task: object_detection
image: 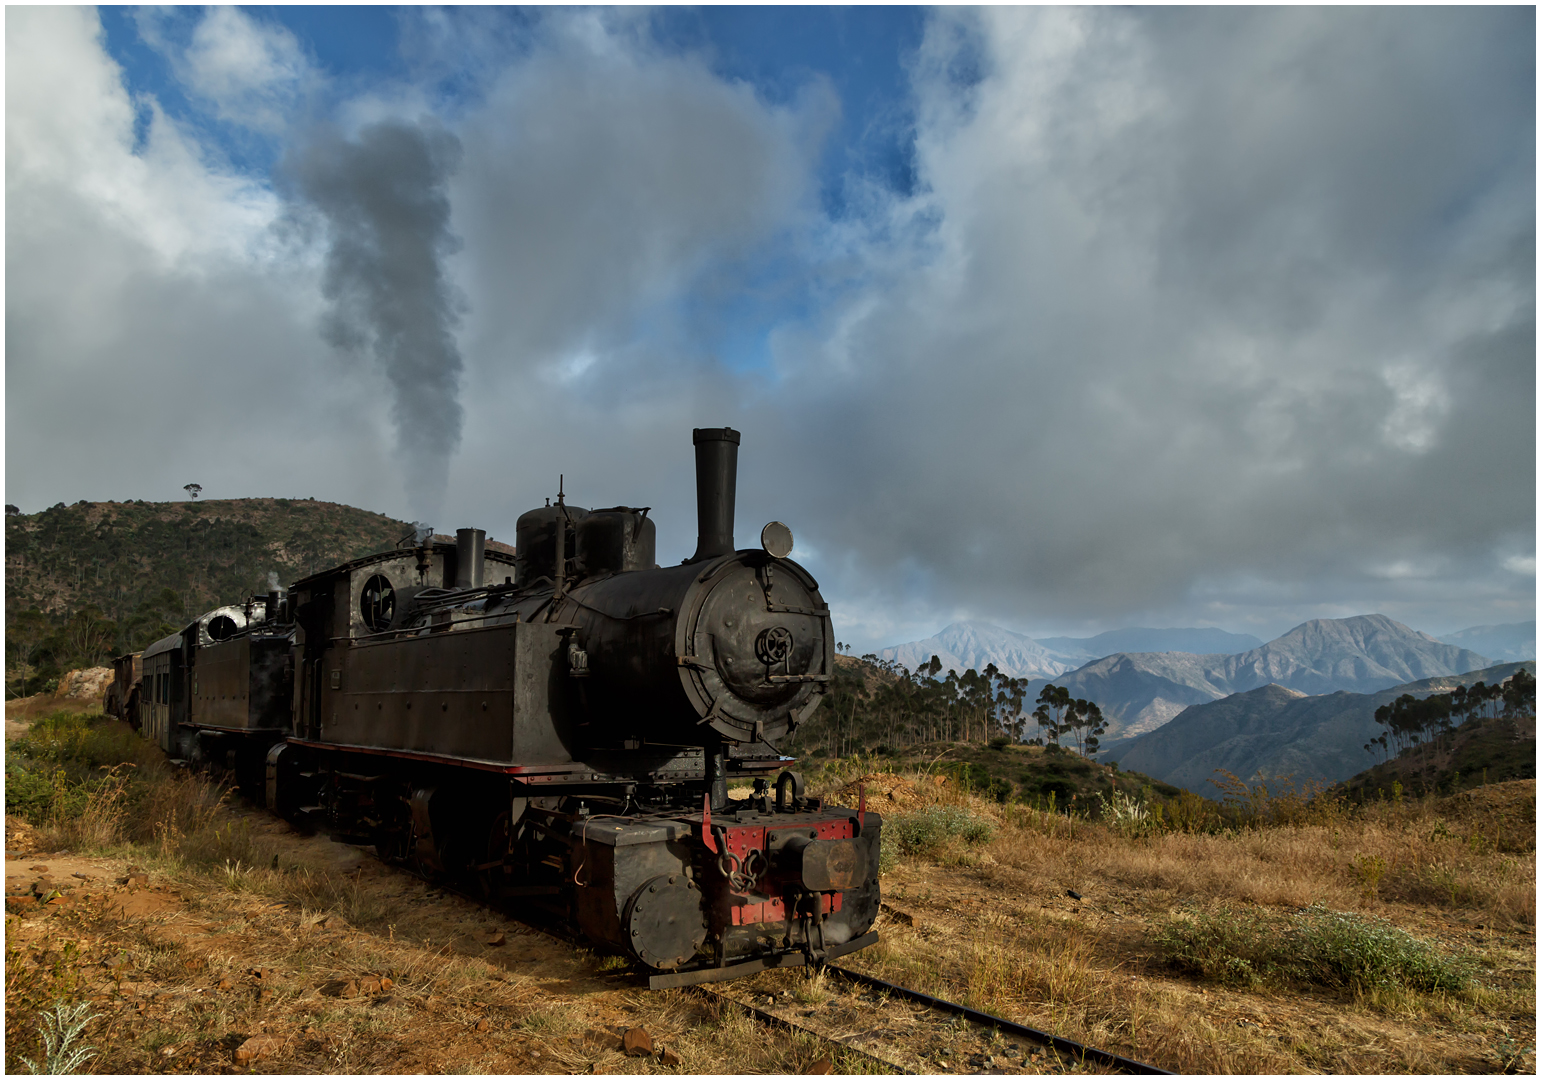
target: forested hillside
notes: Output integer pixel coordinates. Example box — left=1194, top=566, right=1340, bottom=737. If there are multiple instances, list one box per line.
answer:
left=5, top=498, right=414, bottom=695
left=1340, top=668, right=1536, bottom=799
left=1114, top=662, right=1534, bottom=791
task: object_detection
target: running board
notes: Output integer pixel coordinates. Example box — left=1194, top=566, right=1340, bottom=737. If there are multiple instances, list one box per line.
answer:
left=647, top=930, right=879, bottom=990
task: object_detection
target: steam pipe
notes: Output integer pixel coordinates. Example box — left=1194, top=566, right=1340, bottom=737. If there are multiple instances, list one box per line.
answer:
left=687, top=427, right=740, bottom=564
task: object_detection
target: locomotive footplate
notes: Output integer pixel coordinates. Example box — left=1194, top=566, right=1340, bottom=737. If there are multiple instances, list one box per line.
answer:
left=646, top=929, right=879, bottom=990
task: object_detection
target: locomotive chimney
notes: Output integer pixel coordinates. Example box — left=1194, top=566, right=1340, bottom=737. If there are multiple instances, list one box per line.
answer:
left=688, top=427, right=740, bottom=564
left=266, top=589, right=287, bottom=624
left=455, top=528, right=486, bottom=589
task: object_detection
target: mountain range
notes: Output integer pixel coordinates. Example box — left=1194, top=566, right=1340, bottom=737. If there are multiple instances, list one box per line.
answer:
left=878, top=615, right=1512, bottom=741
left=875, top=621, right=1266, bottom=681
left=1035, top=627, right=1265, bottom=661
left=1112, top=661, right=1536, bottom=791
left=1029, top=615, right=1495, bottom=738
left=5, top=498, right=415, bottom=625
left=876, top=622, right=1081, bottom=680
left=1435, top=621, right=1536, bottom=663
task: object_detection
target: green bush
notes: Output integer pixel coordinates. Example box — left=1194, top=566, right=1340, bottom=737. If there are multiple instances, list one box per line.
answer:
left=1097, top=788, right=1152, bottom=836
left=4, top=760, right=58, bottom=817
left=1153, top=903, right=1472, bottom=995
left=14, top=711, right=141, bottom=771
left=880, top=806, right=996, bottom=870
left=1292, top=904, right=1471, bottom=993
left=1152, top=906, right=1275, bottom=986
left=949, top=762, right=1013, bottom=802
left=7, top=712, right=157, bottom=831
left=3, top=762, right=105, bottom=823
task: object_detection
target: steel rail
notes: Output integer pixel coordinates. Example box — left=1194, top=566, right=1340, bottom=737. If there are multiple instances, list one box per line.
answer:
left=689, top=984, right=911, bottom=1075
left=366, top=861, right=1166, bottom=1074
left=421, top=880, right=907, bottom=1072
left=824, top=964, right=1174, bottom=1075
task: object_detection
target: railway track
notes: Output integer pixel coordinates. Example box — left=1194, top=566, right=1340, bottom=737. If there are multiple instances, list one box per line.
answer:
left=424, top=863, right=1171, bottom=1074
left=822, top=963, right=1172, bottom=1075
left=692, top=956, right=1170, bottom=1074
left=690, top=983, right=912, bottom=1073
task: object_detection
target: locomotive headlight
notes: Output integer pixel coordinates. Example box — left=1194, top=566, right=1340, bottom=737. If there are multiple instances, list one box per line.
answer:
left=760, top=521, right=793, bottom=559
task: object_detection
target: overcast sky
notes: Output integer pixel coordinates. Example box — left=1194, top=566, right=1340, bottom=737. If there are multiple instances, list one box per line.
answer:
left=6, top=6, right=1535, bottom=650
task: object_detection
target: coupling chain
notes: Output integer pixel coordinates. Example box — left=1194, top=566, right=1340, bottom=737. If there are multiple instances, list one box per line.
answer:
left=713, top=828, right=767, bottom=893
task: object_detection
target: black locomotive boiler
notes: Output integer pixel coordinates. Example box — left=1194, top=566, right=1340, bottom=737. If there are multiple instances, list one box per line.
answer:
left=157, top=427, right=881, bottom=986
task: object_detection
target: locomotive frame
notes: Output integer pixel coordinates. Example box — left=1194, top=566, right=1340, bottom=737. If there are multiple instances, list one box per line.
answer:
left=107, top=427, right=881, bottom=987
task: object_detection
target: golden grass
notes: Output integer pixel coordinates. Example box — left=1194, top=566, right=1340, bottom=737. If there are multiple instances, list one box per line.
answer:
left=9, top=716, right=1533, bottom=1074
left=6, top=736, right=888, bottom=1074
left=815, top=761, right=1535, bottom=928
left=817, top=764, right=1535, bottom=1073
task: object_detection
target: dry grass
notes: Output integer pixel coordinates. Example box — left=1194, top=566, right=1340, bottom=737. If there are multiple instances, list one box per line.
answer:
left=5, top=713, right=887, bottom=1074
left=815, top=762, right=1536, bottom=928
left=817, top=764, right=1536, bottom=1074
left=8, top=712, right=1533, bottom=1074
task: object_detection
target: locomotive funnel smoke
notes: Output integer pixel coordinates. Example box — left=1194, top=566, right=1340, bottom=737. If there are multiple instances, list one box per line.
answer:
left=288, top=118, right=465, bottom=519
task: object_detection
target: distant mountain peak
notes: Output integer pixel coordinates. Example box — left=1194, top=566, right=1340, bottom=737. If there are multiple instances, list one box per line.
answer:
left=1435, top=621, right=1536, bottom=663
left=876, top=620, right=1076, bottom=681
left=1023, top=613, right=1495, bottom=742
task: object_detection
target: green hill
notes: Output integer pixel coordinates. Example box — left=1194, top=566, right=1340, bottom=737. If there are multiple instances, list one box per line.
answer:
left=1338, top=705, right=1536, bottom=802
left=5, top=497, right=414, bottom=695
left=792, top=654, right=1187, bottom=812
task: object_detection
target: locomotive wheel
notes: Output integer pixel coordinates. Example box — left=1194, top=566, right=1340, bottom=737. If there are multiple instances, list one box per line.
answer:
left=374, top=790, right=414, bottom=864
left=478, top=811, right=512, bottom=900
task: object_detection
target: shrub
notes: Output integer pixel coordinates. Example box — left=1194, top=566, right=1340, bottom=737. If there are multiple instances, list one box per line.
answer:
left=1292, top=904, right=1472, bottom=994
left=13, top=711, right=142, bottom=773
left=881, top=806, right=996, bottom=869
left=1154, top=789, right=1224, bottom=833
left=1153, top=903, right=1472, bottom=995
left=4, top=761, right=56, bottom=818
left=949, top=762, right=1012, bottom=802
left=1152, top=907, right=1275, bottom=987
left=1096, top=788, right=1151, bottom=837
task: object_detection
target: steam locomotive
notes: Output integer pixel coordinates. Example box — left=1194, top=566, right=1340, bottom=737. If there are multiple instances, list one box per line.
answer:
left=108, top=428, right=880, bottom=987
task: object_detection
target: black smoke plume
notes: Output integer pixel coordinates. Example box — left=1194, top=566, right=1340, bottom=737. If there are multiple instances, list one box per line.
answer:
left=288, top=118, right=465, bottom=517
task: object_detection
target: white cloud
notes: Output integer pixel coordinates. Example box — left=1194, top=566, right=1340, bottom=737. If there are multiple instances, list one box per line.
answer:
left=139, top=6, right=314, bottom=132
left=5, top=7, right=393, bottom=510
left=450, top=16, right=824, bottom=380
left=7, top=8, right=277, bottom=270
left=769, top=6, right=1534, bottom=635
left=1379, top=363, right=1450, bottom=453
left=4, top=6, right=1531, bottom=649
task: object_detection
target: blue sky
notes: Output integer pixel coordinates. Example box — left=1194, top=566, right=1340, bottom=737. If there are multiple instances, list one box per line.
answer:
left=98, top=7, right=928, bottom=216
left=7, top=7, right=1535, bottom=651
